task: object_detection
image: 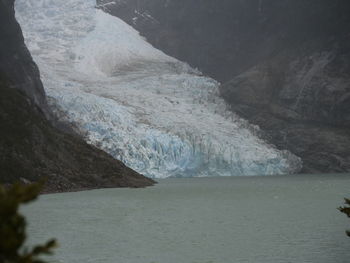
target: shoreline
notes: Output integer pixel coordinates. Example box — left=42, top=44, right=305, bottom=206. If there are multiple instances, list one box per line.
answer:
left=39, top=172, right=350, bottom=194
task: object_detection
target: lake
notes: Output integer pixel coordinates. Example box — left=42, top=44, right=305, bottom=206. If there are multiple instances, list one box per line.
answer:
left=23, top=175, right=350, bottom=263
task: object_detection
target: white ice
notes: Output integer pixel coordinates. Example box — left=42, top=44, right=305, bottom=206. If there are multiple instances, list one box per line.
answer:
left=15, top=0, right=302, bottom=178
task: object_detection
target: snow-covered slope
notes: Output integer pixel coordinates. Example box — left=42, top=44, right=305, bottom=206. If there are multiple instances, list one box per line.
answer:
left=15, top=0, right=302, bottom=178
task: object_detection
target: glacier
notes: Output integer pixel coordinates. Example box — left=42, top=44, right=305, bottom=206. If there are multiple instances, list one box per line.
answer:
left=15, top=0, right=302, bottom=178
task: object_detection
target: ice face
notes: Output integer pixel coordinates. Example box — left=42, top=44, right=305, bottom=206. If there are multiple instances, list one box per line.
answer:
left=15, top=0, right=302, bottom=178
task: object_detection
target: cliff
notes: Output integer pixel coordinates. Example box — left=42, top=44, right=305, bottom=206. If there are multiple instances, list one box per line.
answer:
left=0, top=0, right=47, bottom=112
left=220, top=41, right=350, bottom=173
left=0, top=0, right=155, bottom=191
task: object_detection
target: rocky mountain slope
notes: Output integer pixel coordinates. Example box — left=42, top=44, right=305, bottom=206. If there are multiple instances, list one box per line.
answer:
left=220, top=43, right=350, bottom=173
left=100, top=0, right=350, bottom=173
left=0, top=0, right=47, bottom=113
left=0, top=0, right=155, bottom=191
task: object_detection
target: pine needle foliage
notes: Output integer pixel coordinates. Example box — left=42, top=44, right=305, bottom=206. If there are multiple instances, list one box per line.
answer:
left=0, top=182, right=57, bottom=263
left=339, top=198, right=350, bottom=237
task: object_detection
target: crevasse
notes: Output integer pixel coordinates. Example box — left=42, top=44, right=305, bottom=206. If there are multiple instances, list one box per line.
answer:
left=15, top=0, right=302, bottom=178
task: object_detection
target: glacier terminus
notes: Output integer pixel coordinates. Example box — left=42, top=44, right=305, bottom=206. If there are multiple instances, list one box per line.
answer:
left=15, top=0, right=302, bottom=178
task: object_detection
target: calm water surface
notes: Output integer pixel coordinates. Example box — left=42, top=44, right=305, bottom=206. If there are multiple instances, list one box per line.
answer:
left=23, top=175, right=350, bottom=263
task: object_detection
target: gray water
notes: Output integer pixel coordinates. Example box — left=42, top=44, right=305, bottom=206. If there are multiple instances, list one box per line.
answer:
left=23, top=175, right=350, bottom=263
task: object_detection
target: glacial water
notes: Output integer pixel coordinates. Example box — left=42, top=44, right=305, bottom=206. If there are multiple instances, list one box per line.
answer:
left=15, top=0, right=301, bottom=178
left=23, top=175, right=350, bottom=263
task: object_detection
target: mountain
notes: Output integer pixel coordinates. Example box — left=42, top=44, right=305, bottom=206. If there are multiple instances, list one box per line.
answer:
left=99, top=0, right=350, bottom=173
left=0, top=0, right=47, bottom=112
left=14, top=0, right=301, bottom=178
left=0, top=0, right=155, bottom=192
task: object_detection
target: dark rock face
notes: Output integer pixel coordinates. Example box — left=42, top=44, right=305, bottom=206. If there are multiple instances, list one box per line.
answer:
left=0, top=84, right=155, bottom=192
left=221, top=41, right=350, bottom=126
left=0, top=0, right=155, bottom=191
left=221, top=45, right=350, bottom=173
left=0, top=0, right=48, bottom=112
left=101, top=0, right=350, bottom=173
left=98, top=0, right=350, bottom=82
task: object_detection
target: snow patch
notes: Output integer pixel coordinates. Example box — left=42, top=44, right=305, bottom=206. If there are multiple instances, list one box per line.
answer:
left=73, top=10, right=173, bottom=77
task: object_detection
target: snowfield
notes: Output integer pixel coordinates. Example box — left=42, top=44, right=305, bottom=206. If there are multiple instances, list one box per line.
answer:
left=15, top=0, right=302, bottom=178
